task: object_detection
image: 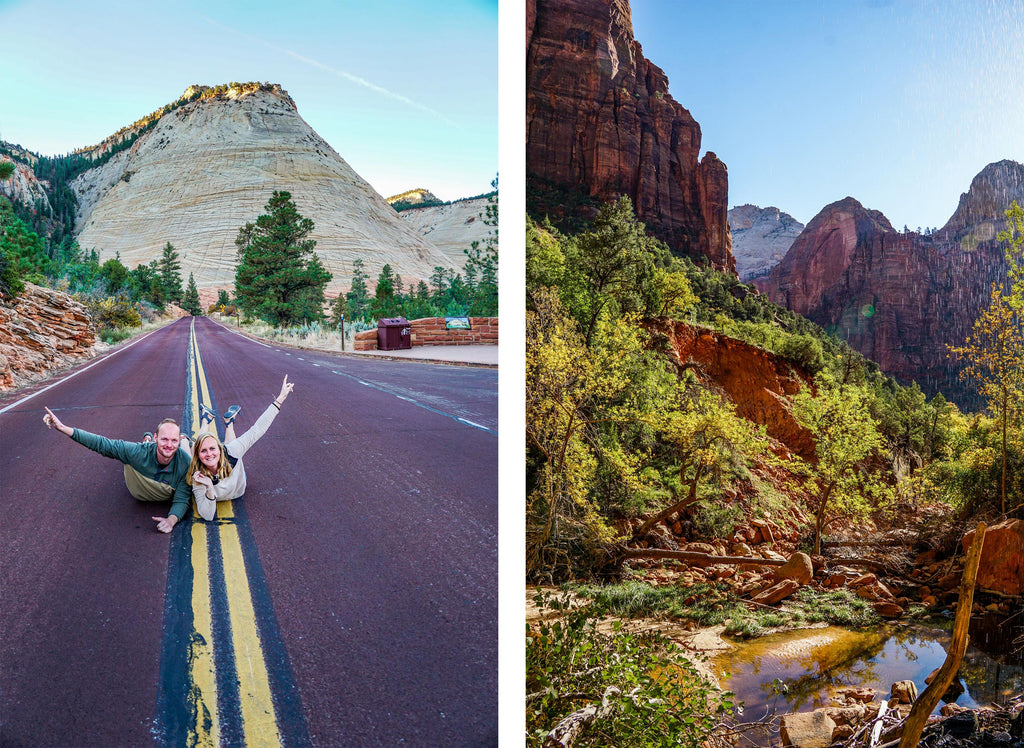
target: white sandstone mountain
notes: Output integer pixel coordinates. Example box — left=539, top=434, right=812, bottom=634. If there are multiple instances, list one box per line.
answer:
left=728, top=204, right=804, bottom=281
left=70, top=84, right=457, bottom=293
left=396, top=196, right=493, bottom=270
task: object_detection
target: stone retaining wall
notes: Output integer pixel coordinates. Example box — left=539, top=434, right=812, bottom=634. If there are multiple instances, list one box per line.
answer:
left=354, top=317, right=498, bottom=351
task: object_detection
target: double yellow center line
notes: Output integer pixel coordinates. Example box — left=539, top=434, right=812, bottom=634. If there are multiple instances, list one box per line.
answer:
left=183, top=319, right=281, bottom=747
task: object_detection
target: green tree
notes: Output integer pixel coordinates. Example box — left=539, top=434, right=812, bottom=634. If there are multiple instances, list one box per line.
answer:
left=791, top=375, right=890, bottom=555
left=234, top=190, right=331, bottom=326
left=0, top=160, right=14, bottom=180
left=100, top=255, right=130, bottom=294
left=217, top=289, right=231, bottom=307
left=345, top=259, right=371, bottom=321
left=158, top=242, right=184, bottom=304
left=464, top=175, right=498, bottom=315
left=527, top=590, right=733, bottom=747
left=182, top=272, right=202, bottom=316
left=948, top=283, right=1024, bottom=514
left=330, top=292, right=348, bottom=327
left=371, top=263, right=398, bottom=319
left=560, top=197, right=664, bottom=345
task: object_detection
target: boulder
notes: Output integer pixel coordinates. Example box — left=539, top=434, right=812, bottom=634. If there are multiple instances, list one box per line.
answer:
left=962, top=519, right=1024, bottom=595
left=685, top=542, right=718, bottom=556
left=890, top=680, right=918, bottom=704
left=779, top=710, right=836, bottom=748
left=773, top=552, right=814, bottom=586
left=751, top=579, right=800, bottom=605
left=873, top=601, right=904, bottom=619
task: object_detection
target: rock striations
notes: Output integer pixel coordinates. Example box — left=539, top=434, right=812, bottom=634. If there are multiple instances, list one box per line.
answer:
left=526, top=0, right=734, bottom=273
left=729, top=204, right=803, bottom=281
left=0, top=283, right=96, bottom=391
left=0, top=154, right=52, bottom=214
left=759, top=161, right=1024, bottom=407
left=70, top=84, right=456, bottom=294
left=397, top=197, right=494, bottom=271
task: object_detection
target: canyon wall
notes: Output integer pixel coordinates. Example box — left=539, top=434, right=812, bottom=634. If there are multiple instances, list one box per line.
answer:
left=526, top=0, right=734, bottom=273
left=760, top=161, right=1024, bottom=406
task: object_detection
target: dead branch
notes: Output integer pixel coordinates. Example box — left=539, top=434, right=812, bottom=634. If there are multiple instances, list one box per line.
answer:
left=868, top=700, right=889, bottom=747
left=897, top=522, right=987, bottom=748
left=619, top=548, right=787, bottom=568
left=544, top=686, right=620, bottom=748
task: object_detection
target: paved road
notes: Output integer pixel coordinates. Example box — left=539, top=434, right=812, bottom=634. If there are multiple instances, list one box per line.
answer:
left=0, top=316, right=497, bottom=747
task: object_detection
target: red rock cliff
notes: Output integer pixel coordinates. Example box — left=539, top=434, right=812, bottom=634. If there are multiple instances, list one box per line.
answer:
left=647, top=318, right=815, bottom=459
left=759, top=161, right=1024, bottom=407
left=526, top=0, right=734, bottom=274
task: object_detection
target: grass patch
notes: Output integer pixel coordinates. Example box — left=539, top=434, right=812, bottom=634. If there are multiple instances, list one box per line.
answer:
left=98, top=327, right=132, bottom=344
left=565, top=580, right=881, bottom=639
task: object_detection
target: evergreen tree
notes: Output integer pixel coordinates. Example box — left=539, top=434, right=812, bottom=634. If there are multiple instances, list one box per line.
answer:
left=330, top=292, right=348, bottom=326
left=345, top=258, right=371, bottom=321
left=217, top=289, right=231, bottom=307
left=0, top=161, right=14, bottom=180
left=463, top=175, right=498, bottom=315
left=158, top=242, right=184, bottom=304
left=234, top=190, right=331, bottom=326
left=100, top=255, right=129, bottom=294
left=371, top=263, right=399, bottom=318
left=182, top=272, right=202, bottom=316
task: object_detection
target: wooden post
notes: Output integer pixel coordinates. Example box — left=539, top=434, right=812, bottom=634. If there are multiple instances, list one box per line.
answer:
left=897, top=521, right=986, bottom=748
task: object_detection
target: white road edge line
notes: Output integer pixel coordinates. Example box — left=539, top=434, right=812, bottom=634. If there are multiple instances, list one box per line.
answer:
left=0, top=325, right=165, bottom=414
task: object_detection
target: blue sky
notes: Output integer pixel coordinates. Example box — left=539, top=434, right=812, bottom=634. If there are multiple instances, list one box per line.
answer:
left=0, top=0, right=497, bottom=202
left=630, top=0, right=1024, bottom=231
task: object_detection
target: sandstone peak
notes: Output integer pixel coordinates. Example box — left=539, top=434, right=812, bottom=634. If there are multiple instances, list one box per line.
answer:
left=761, top=161, right=1024, bottom=407
left=388, top=188, right=442, bottom=207
left=940, top=159, right=1024, bottom=237
left=70, top=85, right=456, bottom=293
left=729, top=204, right=804, bottom=281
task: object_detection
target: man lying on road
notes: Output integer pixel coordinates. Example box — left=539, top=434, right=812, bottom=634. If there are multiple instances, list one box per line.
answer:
left=43, top=407, right=191, bottom=533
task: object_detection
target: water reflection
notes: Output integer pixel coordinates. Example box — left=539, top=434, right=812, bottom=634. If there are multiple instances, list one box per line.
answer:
left=714, top=614, right=1024, bottom=724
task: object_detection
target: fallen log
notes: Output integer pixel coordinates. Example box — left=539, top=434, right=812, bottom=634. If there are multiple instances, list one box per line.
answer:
left=897, top=522, right=986, bottom=748
left=544, top=686, right=620, bottom=748
left=827, top=557, right=890, bottom=575
left=619, top=548, right=787, bottom=567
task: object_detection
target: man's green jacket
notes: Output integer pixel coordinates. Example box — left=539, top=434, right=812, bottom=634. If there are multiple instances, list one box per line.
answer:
left=71, top=429, right=192, bottom=520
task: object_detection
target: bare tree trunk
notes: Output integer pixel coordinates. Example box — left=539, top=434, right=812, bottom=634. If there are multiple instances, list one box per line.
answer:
left=898, top=522, right=986, bottom=748
left=544, top=686, right=620, bottom=748
left=619, top=548, right=787, bottom=568
left=631, top=464, right=701, bottom=541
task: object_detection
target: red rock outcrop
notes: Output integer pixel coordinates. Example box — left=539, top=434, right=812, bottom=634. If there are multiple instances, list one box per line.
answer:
left=0, top=284, right=96, bottom=390
left=962, top=519, right=1024, bottom=596
left=648, top=318, right=814, bottom=458
left=526, top=0, right=734, bottom=274
left=758, top=161, right=1024, bottom=407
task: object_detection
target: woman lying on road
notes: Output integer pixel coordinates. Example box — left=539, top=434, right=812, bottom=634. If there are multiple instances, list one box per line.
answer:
left=187, top=375, right=294, bottom=521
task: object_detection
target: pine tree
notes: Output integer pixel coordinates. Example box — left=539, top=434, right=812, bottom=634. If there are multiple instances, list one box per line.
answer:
left=182, top=272, right=202, bottom=316
left=158, top=242, right=184, bottom=304
left=330, top=292, right=348, bottom=326
left=233, top=191, right=331, bottom=326
left=345, top=258, right=370, bottom=321
left=371, top=264, right=398, bottom=318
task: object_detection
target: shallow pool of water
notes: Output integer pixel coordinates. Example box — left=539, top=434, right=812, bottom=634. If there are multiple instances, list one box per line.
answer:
left=711, top=614, right=1024, bottom=722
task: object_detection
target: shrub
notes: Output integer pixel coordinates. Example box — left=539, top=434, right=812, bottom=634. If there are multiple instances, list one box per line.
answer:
left=79, top=294, right=142, bottom=331
left=98, top=327, right=132, bottom=344
left=526, top=589, right=734, bottom=747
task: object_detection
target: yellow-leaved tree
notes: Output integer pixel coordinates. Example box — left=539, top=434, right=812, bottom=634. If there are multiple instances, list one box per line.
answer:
left=526, top=289, right=658, bottom=579
left=791, top=374, right=892, bottom=555
left=948, top=283, right=1024, bottom=515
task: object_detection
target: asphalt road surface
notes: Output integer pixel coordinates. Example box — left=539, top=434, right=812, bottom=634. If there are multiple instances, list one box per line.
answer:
left=0, top=316, right=498, bottom=747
